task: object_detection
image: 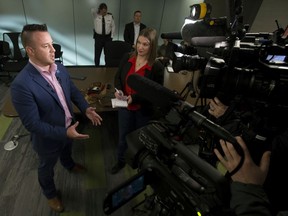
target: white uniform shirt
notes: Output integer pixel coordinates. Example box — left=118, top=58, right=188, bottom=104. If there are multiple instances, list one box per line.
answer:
left=91, top=8, right=115, bottom=37
left=133, top=23, right=140, bottom=45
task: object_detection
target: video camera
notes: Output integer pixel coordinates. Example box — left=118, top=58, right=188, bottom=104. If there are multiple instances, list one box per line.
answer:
left=103, top=90, right=236, bottom=215
left=103, top=73, right=245, bottom=215
left=164, top=1, right=288, bottom=107
left=103, top=0, right=288, bottom=215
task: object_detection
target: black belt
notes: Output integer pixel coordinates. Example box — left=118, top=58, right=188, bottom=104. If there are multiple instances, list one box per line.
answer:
left=94, top=32, right=111, bottom=38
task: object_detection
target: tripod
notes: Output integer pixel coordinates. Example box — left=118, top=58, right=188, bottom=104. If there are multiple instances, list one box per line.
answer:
left=178, top=69, right=202, bottom=105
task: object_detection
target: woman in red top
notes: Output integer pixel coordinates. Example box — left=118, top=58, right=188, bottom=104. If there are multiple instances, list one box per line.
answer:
left=112, top=27, right=164, bottom=174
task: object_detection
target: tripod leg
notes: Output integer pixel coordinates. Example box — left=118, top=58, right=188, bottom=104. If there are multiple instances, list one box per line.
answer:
left=180, top=82, right=195, bottom=101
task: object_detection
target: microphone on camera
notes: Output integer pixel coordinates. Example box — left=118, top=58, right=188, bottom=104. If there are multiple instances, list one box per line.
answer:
left=161, top=32, right=183, bottom=40
left=127, top=73, right=181, bottom=109
left=191, top=36, right=226, bottom=47
left=181, top=20, right=226, bottom=46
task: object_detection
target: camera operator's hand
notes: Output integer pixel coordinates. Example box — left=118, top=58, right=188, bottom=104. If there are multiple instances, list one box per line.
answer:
left=66, top=121, right=90, bottom=139
left=214, top=136, right=271, bottom=185
left=208, top=97, right=228, bottom=118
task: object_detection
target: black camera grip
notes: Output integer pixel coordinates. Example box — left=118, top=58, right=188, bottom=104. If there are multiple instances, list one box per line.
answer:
left=189, top=110, right=245, bottom=175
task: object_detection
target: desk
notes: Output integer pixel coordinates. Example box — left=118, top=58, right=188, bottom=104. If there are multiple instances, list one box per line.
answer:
left=2, top=67, right=195, bottom=117
left=164, top=70, right=196, bottom=105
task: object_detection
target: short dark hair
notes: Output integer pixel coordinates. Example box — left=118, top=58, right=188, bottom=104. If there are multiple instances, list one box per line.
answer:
left=98, top=3, right=107, bottom=12
left=134, top=10, right=141, bottom=16
left=22, top=24, right=48, bottom=32
left=21, top=24, right=48, bottom=47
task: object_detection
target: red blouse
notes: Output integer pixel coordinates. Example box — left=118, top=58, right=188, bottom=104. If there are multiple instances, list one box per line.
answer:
left=125, top=56, right=152, bottom=110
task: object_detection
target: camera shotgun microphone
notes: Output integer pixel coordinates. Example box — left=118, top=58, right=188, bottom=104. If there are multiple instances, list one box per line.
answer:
left=161, top=32, right=183, bottom=40
left=191, top=36, right=226, bottom=47
left=127, top=73, right=181, bottom=109
left=127, top=74, right=244, bottom=174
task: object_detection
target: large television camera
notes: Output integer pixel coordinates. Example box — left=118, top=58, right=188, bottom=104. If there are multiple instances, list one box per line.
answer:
left=166, top=1, right=288, bottom=107
left=190, top=32, right=288, bottom=105
left=103, top=0, right=288, bottom=215
left=163, top=0, right=288, bottom=163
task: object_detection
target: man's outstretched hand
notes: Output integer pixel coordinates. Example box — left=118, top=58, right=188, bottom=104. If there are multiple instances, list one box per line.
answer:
left=67, top=121, right=89, bottom=139
left=85, top=107, right=103, bottom=126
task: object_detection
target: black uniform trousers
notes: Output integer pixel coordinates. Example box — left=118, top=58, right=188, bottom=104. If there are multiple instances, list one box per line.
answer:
left=93, top=31, right=112, bottom=66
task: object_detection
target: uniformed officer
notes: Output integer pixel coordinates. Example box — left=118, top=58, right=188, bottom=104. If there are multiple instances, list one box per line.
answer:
left=91, top=3, right=115, bottom=66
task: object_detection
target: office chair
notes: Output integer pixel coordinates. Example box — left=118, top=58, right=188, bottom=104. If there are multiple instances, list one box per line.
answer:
left=104, top=40, right=132, bottom=67
left=2, top=32, right=28, bottom=84
left=53, top=43, right=63, bottom=63
left=3, top=32, right=25, bottom=61
left=0, top=40, right=11, bottom=57
left=0, top=40, right=12, bottom=79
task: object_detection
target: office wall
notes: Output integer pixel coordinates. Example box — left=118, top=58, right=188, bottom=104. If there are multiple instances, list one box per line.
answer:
left=0, top=0, right=287, bottom=66
left=0, top=0, right=203, bottom=65
left=250, top=0, right=288, bottom=33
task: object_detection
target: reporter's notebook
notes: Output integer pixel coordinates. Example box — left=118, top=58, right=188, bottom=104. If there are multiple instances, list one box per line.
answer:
left=111, top=98, right=128, bottom=108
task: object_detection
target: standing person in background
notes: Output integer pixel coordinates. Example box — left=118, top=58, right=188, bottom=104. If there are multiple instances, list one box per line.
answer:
left=124, top=10, right=146, bottom=50
left=112, top=27, right=164, bottom=174
left=91, top=3, right=115, bottom=66
left=10, top=24, right=103, bottom=213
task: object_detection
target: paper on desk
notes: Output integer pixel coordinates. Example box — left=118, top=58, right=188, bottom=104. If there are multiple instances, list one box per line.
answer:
left=111, top=98, right=128, bottom=108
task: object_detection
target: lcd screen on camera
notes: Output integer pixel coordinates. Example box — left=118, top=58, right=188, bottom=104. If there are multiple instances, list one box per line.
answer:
left=266, top=55, right=287, bottom=65
left=111, top=174, right=145, bottom=208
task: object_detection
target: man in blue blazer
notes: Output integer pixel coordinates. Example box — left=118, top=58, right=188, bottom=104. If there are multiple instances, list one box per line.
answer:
left=124, top=10, right=146, bottom=50
left=10, top=24, right=103, bottom=213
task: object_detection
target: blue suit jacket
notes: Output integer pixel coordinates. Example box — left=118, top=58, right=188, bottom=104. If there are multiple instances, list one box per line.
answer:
left=10, top=62, right=89, bottom=155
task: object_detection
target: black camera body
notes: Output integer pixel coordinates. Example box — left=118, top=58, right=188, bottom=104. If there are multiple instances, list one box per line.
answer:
left=197, top=33, right=288, bottom=103
left=103, top=117, right=232, bottom=216
left=125, top=121, right=231, bottom=216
